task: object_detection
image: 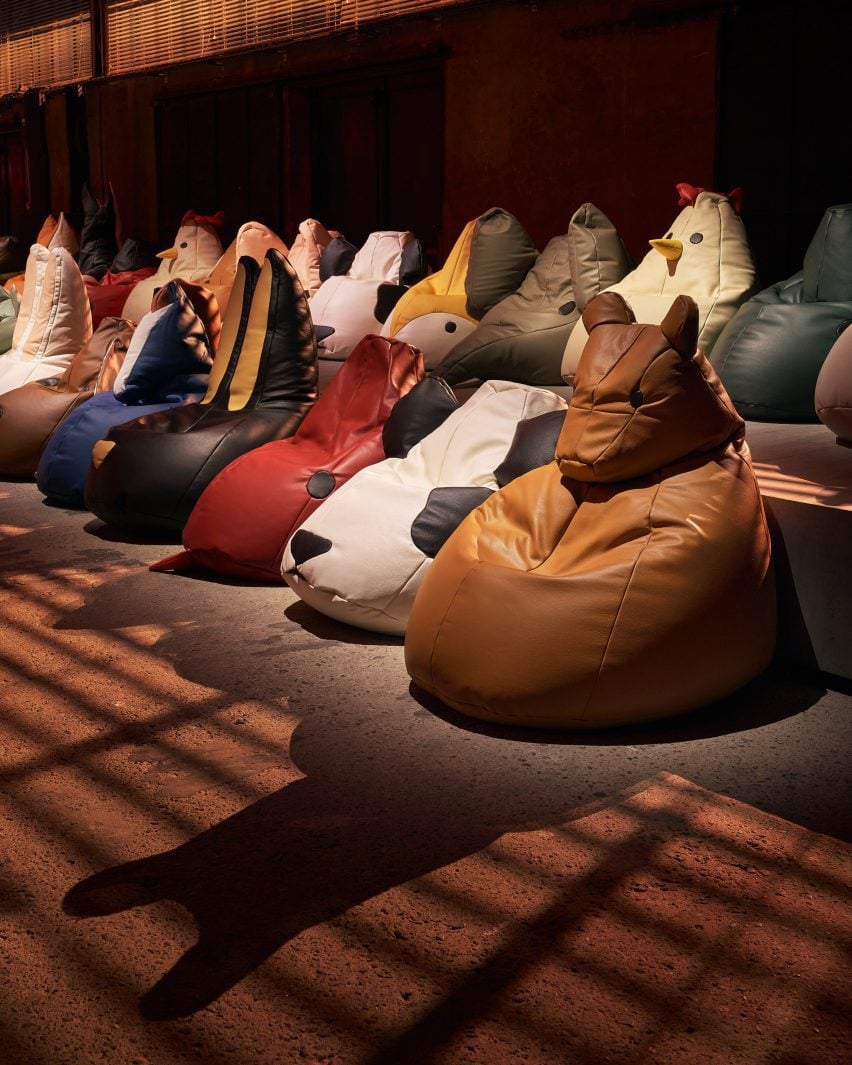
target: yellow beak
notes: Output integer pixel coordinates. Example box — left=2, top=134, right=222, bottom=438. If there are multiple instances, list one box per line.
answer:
left=649, top=238, right=683, bottom=262
left=156, top=247, right=178, bottom=260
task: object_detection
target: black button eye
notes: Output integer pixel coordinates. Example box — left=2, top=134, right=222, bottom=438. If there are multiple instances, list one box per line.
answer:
left=666, top=232, right=673, bottom=239
left=180, top=241, right=188, bottom=249
left=444, top=321, right=457, bottom=333
left=689, top=233, right=704, bottom=244
left=558, top=301, right=576, bottom=316
left=630, top=389, right=644, bottom=408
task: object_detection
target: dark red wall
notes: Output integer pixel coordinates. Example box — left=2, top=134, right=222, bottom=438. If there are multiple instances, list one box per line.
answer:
left=1, top=0, right=849, bottom=282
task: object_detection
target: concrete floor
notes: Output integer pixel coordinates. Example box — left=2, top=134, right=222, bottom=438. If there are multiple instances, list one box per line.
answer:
left=0, top=478, right=850, bottom=1063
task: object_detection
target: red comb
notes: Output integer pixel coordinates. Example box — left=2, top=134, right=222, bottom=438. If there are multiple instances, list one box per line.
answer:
left=180, top=209, right=225, bottom=228
left=676, top=183, right=745, bottom=214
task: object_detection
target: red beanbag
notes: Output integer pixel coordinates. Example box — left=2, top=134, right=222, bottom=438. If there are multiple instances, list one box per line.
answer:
left=154, top=333, right=424, bottom=580
left=86, top=268, right=156, bottom=329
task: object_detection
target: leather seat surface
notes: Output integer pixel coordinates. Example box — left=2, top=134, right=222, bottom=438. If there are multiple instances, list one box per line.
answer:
left=161, top=333, right=425, bottom=580
left=85, top=249, right=318, bottom=533
left=282, top=379, right=566, bottom=635
left=405, top=292, right=776, bottom=728
left=710, top=203, right=852, bottom=421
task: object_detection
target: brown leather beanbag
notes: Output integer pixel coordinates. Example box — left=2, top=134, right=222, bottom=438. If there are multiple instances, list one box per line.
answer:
left=405, top=292, right=776, bottom=728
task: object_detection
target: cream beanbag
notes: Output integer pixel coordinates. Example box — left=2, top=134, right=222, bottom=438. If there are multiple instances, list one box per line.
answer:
left=309, top=231, right=424, bottom=360
left=282, top=380, right=566, bottom=635
left=561, top=185, right=757, bottom=379
left=0, top=246, right=92, bottom=395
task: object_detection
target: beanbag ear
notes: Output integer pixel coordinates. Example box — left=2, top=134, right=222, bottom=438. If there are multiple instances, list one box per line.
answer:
left=79, top=184, right=119, bottom=280
left=288, top=218, right=334, bottom=296
left=400, top=239, right=429, bottom=287
left=660, top=294, right=699, bottom=357
left=802, top=204, right=852, bottom=301
left=113, top=282, right=211, bottom=402
left=464, top=208, right=539, bottom=319
left=0, top=245, right=92, bottom=394
left=381, top=376, right=459, bottom=458
left=566, top=203, right=633, bottom=310
left=582, top=291, right=635, bottom=332
left=320, top=237, right=358, bottom=282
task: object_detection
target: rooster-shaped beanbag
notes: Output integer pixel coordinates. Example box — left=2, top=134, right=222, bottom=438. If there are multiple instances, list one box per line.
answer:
left=435, top=203, right=631, bottom=387
left=561, top=184, right=757, bottom=379
left=710, top=204, right=852, bottom=421
left=282, top=379, right=567, bottom=635
left=36, top=282, right=212, bottom=508
left=382, top=208, right=539, bottom=371
left=406, top=292, right=775, bottom=728
left=0, top=246, right=92, bottom=396
left=0, top=317, right=134, bottom=477
left=121, top=211, right=225, bottom=324
left=308, top=231, right=428, bottom=364
left=84, top=249, right=318, bottom=534
left=153, top=334, right=425, bottom=580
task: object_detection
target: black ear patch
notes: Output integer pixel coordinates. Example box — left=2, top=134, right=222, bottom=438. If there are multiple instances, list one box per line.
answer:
left=288, top=530, right=333, bottom=569
left=319, top=237, right=357, bottom=282
left=307, top=470, right=336, bottom=499
left=400, top=239, right=428, bottom=287
left=382, top=376, right=458, bottom=459
left=494, top=409, right=565, bottom=488
left=411, top=486, right=494, bottom=558
left=374, top=283, right=407, bottom=324
left=313, top=324, right=335, bottom=343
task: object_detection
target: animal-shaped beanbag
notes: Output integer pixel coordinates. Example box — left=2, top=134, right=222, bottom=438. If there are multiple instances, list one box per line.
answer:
left=383, top=208, right=539, bottom=370
left=203, top=220, right=288, bottom=319
left=153, top=334, right=425, bottom=580
left=78, top=184, right=119, bottom=280
left=0, top=246, right=92, bottom=396
left=121, top=211, right=225, bottom=324
left=288, top=218, right=335, bottom=297
left=406, top=292, right=776, bottom=728
left=815, top=322, right=852, bottom=445
left=561, top=184, right=757, bottom=379
left=710, top=204, right=852, bottom=421
left=3, top=214, right=81, bottom=296
left=435, top=203, right=631, bottom=386
left=282, top=379, right=567, bottom=635
left=0, top=317, right=134, bottom=477
left=36, top=282, right=212, bottom=508
left=0, top=287, right=17, bottom=354
left=309, top=231, right=427, bottom=362
left=85, top=249, right=318, bottom=534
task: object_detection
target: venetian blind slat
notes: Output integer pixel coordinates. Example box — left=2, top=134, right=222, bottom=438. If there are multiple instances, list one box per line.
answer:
left=0, top=1, right=92, bottom=96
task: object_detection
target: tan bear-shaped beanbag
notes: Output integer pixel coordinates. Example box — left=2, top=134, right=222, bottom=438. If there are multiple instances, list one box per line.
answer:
left=561, top=184, right=757, bottom=379
left=406, top=291, right=775, bottom=728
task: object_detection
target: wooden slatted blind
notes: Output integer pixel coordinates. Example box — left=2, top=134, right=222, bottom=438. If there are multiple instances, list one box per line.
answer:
left=106, top=0, right=472, bottom=75
left=0, top=1, right=92, bottom=96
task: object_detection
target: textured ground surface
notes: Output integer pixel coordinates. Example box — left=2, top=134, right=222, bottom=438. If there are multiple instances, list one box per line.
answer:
left=0, top=479, right=850, bottom=1064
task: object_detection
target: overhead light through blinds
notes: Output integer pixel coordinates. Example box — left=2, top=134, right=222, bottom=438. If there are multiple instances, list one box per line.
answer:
left=0, top=2, right=92, bottom=97
left=106, top=0, right=471, bottom=76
